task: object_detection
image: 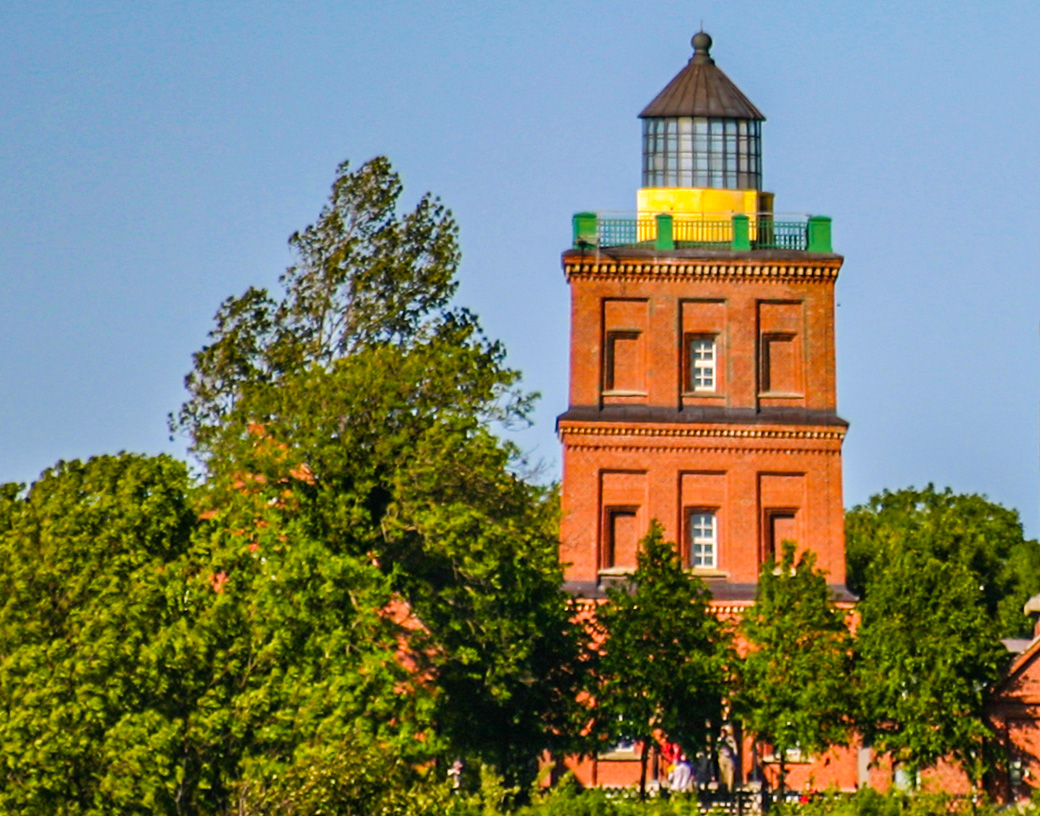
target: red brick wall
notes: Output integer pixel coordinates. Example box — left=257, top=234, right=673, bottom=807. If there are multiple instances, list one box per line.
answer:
left=560, top=427, right=845, bottom=584
left=564, top=256, right=841, bottom=413
left=557, top=249, right=854, bottom=792
left=559, top=251, right=846, bottom=589
left=986, top=643, right=1040, bottom=800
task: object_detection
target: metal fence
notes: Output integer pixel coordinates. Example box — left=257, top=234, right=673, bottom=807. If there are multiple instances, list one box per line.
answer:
left=573, top=212, right=823, bottom=252
left=596, top=218, right=641, bottom=247
left=758, top=220, right=809, bottom=251
left=673, top=218, right=734, bottom=248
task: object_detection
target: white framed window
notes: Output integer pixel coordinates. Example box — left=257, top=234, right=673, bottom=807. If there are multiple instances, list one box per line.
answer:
left=689, top=511, right=717, bottom=569
left=689, top=337, right=716, bottom=392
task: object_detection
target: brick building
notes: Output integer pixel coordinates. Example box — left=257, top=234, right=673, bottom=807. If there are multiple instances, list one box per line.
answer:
left=559, top=32, right=850, bottom=612
left=556, top=30, right=855, bottom=790
left=553, top=31, right=1040, bottom=799
left=559, top=32, right=849, bottom=605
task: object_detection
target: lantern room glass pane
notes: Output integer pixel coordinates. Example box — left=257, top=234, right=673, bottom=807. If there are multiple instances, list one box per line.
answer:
left=641, top=116, right=762, bottom=190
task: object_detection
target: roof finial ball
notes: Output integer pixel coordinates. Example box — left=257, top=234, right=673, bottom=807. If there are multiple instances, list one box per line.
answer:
left=691, top=30, right=714, bottom=65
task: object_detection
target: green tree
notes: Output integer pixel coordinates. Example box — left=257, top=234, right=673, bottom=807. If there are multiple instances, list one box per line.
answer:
left=234, top=738, right=466, bottom=816
left=0, top=453, right=426, bottom=816
left=0, top=454, right=197, bottom=814
left=0, top=160, right=576, bottom=812
left=846, top=485, right=1040, bottom=637
left=179, top=437, right=436, bottom=813
left=594, top=522, right=729, bottom=798
left=854, top=548, right=1008, bottom=785
left=173, top=157, right=582, bottom=791
left=172, top=155, right=485, bottom=456
left=738, top=541, right=854, bottom=793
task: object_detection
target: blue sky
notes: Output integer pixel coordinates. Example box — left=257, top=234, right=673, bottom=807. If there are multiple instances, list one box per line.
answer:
left=3, top=1, right=1039, bottom=537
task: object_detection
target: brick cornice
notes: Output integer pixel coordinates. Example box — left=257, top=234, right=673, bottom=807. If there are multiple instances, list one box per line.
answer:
left=563, top=255, right=842, bottom=283
left=566, top=444, right=841, bottom=455
left=559, top=424, right=846, bottom=441
left=568, top=598, right=856, bottom=615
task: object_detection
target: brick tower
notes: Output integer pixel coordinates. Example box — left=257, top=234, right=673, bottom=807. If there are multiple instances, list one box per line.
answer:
left=559, top=31, right=850, bottom=609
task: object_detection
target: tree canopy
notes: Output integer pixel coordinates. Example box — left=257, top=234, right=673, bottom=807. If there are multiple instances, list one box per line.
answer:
left=738, top=541, right=854, bottom=791
left=173, top=156, right=580, bottom=791
left=854, top=548, right=1008, bottom=785
left=846, top=486, right=1031, bottom=783
left=846, top=485, right=1040, bottom=637
left=0, top=455, right=197, bottom=813
left=0, top=452, right=436, bottom=815
left=593, top=522, right=730, bottom=798
left=0, top=157, right=582, bottom=814
left=171, top=156, right=492, bottom=455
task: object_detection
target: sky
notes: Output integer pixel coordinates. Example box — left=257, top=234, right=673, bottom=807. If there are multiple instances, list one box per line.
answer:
left=3, top=1, right=1039, bottom=537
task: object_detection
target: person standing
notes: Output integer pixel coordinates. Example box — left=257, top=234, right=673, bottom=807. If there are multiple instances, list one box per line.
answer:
left=669, top=754, right=694, bottom=793
left=718, top=727, right=737, bottom=792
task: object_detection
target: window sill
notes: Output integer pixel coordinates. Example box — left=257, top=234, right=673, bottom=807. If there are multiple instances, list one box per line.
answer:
left=681, top=391, right=725, bottom=399
left=688, top=568, right=728, bottom=578
left=598, top=567, right=635, bottom=577
left=758, top=391, right=804, bottom=399
left=598, top=749, right=641, bottom=761
left=602, top=390, right=648, bottom=397
left=763, top=753, right=813, bottom=765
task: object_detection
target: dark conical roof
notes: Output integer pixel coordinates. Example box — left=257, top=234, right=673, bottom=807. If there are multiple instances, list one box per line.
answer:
left=639, top=32, right=765, bottom=121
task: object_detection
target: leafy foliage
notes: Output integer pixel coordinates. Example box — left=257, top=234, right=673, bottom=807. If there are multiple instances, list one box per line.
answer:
left=234, top=739, right=464, bottom=816
left=738, top=542, right=853, bottom=788
left=0, top=454, right=197, bottom=814
left=770, top=788, right=1009, bottom=816
left=172, top=156, right=479, bottom=455
left=854, top=548, right=1008, bottom=783
left=173, top=156, right=581, bottom=790
left=847, top=486, right=1031, bottom=783
left=0, top=158, right=579, bottom=813
left=517, top=776, right=703, bottom=816
left=594, top=522, right=730, bottom=797
left=184, top=440, right=437, bottom=811
left=846, top=485, right=1040, bottom=637
left=0, top=452, right=431, bottom=815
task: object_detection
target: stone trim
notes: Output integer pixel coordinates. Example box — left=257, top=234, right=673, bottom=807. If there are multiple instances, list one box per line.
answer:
left=569, top=595, right=856, bottom=613
left=559, top=425, right=846, bottom=441
left=711, top=602, right=755, bottom=616
left=564, top=444, right=842, bottom=455
left=564, top=259, right=841, bottom=282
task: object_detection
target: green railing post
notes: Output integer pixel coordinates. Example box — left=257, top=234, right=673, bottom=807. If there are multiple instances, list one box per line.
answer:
left=731, top=214, right=750, bottom=251
left=655, top=213, right=674, bottom=250
left=573, top=212, right=598, bottom=248
left=807, top=215, right=832, bottom=253
left=758, top=213, right=775, bottom=249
